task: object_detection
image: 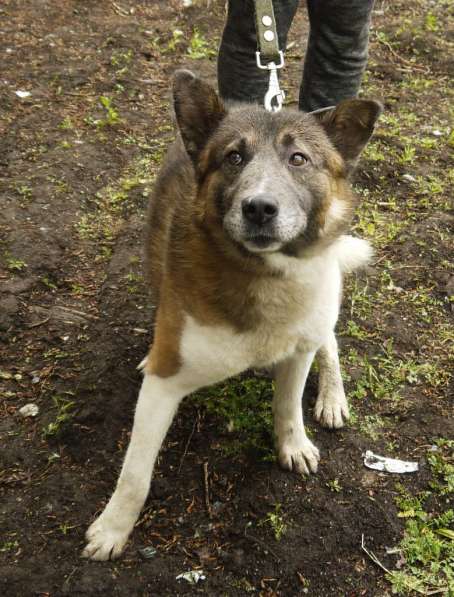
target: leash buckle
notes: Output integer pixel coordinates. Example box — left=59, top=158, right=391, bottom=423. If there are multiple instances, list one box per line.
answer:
left=255, top=51, right=285, bottom=113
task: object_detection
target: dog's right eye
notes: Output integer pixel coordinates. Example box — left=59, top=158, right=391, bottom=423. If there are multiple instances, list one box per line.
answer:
left=289, top=152, right=308, bottom=167
left=226, top=151, right=243, bottom=166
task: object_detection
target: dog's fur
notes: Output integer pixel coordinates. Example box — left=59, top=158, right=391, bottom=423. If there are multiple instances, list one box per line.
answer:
left=82, top=71, right=381, bottom=560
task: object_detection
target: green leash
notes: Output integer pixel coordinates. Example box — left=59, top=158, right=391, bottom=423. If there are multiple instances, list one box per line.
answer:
left=254, top=0, right=285, bottom=112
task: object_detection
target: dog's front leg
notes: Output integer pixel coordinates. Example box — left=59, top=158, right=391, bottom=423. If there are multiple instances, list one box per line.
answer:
left=82, top=372, right=189, bottom=561
left=314, top=331, right=349, bottom=429
left=273, top=350, right=320, bottom=475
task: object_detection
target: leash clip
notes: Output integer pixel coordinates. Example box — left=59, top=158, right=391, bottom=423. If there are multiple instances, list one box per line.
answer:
left=256, top=50, right=285, bottom=113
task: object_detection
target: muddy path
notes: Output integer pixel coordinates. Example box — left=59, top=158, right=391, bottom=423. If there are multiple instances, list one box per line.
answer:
left=1, top=1, right=453, bottom=595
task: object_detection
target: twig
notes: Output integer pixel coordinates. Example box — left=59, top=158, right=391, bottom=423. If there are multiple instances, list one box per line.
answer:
left=62, top=91, right=98, bottom=98
left=26, top=317, right=50, bottom=328
left=178, top=416, right=197, bottom=474
left=360, top=535, right=441, bottom=595
left=244, top=529, right=280, bottom=561
left=53, top=305, right=99, bottom=320
left=375, top=36, right=428, bottom=72
left=361, top=534, right=391, bottom=574
left=203, top=461, right=211, bottom=518
left=390, top=265, right=446, bottom=270
left=111, top=1, right=129, bottom=16
left=63, top=566, right=78, bottom=587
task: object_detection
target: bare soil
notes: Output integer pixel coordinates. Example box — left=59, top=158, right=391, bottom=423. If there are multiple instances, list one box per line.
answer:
left=1, top=1, right=452, bottom=595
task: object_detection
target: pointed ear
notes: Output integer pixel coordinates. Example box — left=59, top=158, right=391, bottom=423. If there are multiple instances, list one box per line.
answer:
left=172, top=70, right=226, bottom=164
left=312, top=99, right=383, bottom=171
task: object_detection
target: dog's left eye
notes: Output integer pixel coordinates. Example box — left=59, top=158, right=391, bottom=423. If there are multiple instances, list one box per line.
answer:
left=226, top=151, right=243, bottom=166
left=289, top=152, right=308, bottom=166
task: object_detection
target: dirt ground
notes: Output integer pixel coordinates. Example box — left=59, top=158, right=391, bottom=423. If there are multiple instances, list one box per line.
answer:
left=1, top=1, right=453, bottom=595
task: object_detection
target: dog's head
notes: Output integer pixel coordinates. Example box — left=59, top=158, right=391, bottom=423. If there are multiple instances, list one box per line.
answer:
left=173, top=70, right=382, bottom=256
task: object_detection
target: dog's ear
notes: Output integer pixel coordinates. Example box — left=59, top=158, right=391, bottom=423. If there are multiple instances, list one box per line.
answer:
left=312, top=99, right=383, bottom=172
left=173, top=70, right=225, bottom=164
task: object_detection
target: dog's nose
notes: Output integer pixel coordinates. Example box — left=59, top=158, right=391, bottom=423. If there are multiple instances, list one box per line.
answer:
left=242, top=196, right=278, bottom=226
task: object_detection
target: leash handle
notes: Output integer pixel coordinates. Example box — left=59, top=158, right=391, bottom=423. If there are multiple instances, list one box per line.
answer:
left=254, top=0, right=285, bottom=112
left=254, top=0, right=281, bottom=61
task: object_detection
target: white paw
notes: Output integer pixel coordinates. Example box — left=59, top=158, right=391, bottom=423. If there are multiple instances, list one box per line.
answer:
left=314, top=390, right=349, bottom=429
left=277, top=434, right=320, bottom=475
left=82, top=515, right=131, bottom=561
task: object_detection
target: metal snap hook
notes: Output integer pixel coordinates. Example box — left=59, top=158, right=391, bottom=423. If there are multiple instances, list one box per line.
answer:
left=255, top=51, right=285, bottom=113
left=264, top=66, right=285, bottom=112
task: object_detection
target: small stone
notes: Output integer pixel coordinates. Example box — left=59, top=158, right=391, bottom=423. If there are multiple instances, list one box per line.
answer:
left=19, top=403, right=39, bottom=417
left=138, top=546, right=157, bottom=560
left=401, top=174, right=416, bottom=183
left=211, top=500, right=224, bottom=514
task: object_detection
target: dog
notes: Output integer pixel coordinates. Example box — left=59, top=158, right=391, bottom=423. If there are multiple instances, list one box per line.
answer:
left=82, top=70, right=382, bottom=560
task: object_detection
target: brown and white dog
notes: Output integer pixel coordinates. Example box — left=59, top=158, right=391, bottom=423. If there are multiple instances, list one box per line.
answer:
left=82, top=70, right=382, bottom=560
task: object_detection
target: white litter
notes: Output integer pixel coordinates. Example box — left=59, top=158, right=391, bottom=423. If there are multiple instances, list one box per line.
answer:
left=363, top=450, right=418, bottom=474
left=19, top=403, right=39, bottom=418
left=431, top=129, right=443, bottom=137
left=15, top=90, right=31, bottom=98
left=176, top=570, right=206, bottom=584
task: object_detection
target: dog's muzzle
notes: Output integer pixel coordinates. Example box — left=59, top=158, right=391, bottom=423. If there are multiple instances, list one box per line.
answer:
left=241, top=194, right=280, bottom=248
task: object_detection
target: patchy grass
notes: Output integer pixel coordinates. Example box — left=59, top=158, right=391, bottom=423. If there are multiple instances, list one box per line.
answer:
left=187, top=28, right=217, bottom=60
left=42, top=395, right=76, bottom=438
left=258, top=503, right=288, bottom=541
left=343, top=339, right=447, bottom=404
left=0, top=540, right=19, bottom=553
left=14, top=183, right=33, bottom=200
left=75, top=153, right=157, bottom=245
left=193, top=376, right=275, bottom=460
left=4, top=254, right=27, bottom=272
left=326, top=479, right=342, bottom=493
left=85, top=95, right=121, bottom=128
left=387, top=440, right=454, bottom=595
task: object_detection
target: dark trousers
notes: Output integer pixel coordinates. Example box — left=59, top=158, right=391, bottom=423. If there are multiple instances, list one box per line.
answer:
left=218, top=0, right=374, bottom=111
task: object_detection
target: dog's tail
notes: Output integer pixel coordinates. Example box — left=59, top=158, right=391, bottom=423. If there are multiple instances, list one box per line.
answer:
left=335, top=235, right=373, bottom=273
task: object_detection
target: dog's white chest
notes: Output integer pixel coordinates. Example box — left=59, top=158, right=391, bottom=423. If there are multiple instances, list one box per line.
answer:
left=180, top=253, right=341, bottom=381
